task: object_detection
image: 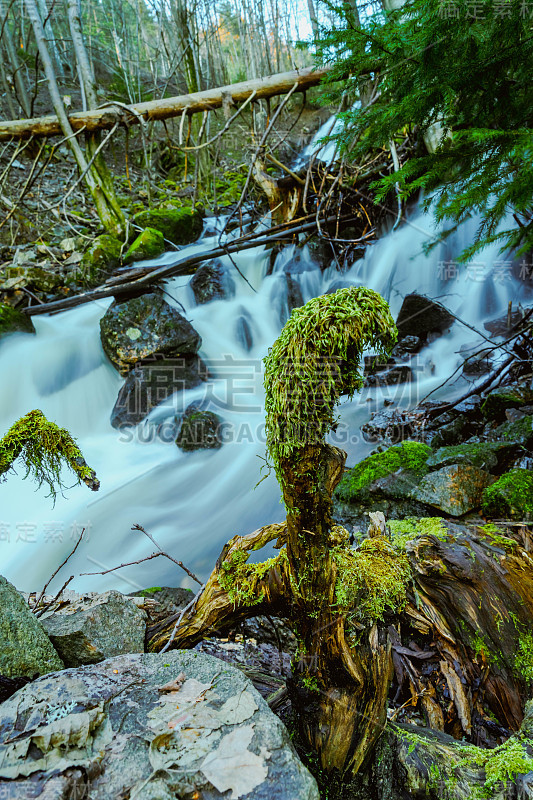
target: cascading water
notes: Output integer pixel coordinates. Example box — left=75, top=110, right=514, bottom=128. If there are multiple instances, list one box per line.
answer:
left=0, top=136, right=530, bottom=596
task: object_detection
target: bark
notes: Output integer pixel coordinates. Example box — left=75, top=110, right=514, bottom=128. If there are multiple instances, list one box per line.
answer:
left=0, top=65, right=332, bottom=141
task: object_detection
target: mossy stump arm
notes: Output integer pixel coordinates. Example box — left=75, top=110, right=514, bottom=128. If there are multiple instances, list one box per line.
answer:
left=0, top=410, right=99, bottom=496
left=147, top=524, right=291, bottom=652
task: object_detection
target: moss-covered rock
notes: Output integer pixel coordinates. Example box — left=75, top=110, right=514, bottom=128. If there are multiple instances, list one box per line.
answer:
left=123, top=227, right=164, bottom=264
left=190, top=259, right=235, bottom=304
left=0, top=575, right=63, bottom=677
left=133, top=206, right=203, bottom=245
left=336, top=441, right=432, bottom=503
left=481, top=387, right=533, bottom=420
left=0, top=303, right=35, bottom=338
left=481, top=469, right=533, bottom=520
left=487, top=415, right=533, bottom=449
left=175, top=402, right=222, bottom=452
left=100, top=293, right=201, bottom=374
left=81, top=235, right=122, bottom=285
left=1, top=266, right=62, bottom=294
left=411, top=464, right=494, bottom=516
left=426, top=441, right=518, bottom=473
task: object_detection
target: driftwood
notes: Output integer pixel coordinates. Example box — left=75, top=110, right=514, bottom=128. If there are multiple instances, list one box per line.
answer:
left=0, top=66, right=331, bottom=142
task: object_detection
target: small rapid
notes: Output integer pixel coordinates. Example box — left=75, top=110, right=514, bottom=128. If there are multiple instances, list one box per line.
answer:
left=0, top=171, right=530, bottom=595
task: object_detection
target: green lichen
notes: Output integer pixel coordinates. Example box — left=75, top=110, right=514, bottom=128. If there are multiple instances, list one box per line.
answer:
left=263, top=287, right=397, bottom=490
left=218, top=548, right=287, bottom=607
left=333, top=537, right=411, bottom=625
left=389, top=516, right=448, bottom=551
left=481, top=469, right=533, bottom=520
left=0, top=410, right=99, bottom=499
left=457, top=737, right=533, bottom=792
left=336, top=441, right=432, bottom=503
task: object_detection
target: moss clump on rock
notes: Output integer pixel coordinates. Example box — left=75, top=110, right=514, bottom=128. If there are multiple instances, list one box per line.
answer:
left=336, top=441, right=432, bottom=503
left=481, top=387, right=532, bottom=420
left=426, top=441, right=516, bottom=473
left=123, top=228, right=164, bottom=264
left=133, top=207, right=203, bottom=245
left=488, top=415, right=533, bottom=448
left=481, top=469, right=533, bottom=520
left=81, top=234, right=122, bottom=285
left=175, top=404, right=222, bottom=452
left=0, top=303, right=35, bottom=338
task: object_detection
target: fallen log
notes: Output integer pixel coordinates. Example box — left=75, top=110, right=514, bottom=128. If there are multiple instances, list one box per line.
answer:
left=23, top=213, right=363, bottom=317
left=0, top=66, right=332, bottom=142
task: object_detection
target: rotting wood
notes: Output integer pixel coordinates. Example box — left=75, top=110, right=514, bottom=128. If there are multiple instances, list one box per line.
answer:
left=0, top=66, right=333, bottom=142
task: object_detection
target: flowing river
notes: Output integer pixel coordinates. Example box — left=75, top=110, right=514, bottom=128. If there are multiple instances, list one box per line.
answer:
left=0, top=139, right=530, bottom=595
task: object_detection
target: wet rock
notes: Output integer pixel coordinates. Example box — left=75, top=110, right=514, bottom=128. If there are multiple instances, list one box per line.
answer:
left=484, top=308, right=530, bottom=337
left=361, top=408, right=415, bottom=445
left=430, top=415, right=480, bottom=448
left=306, top=235, right=332, bottom=266
left=0, top=303, right=35, bottom=338
left=460, top=344, right=493, bottom=377
left=0, top=651, right=319, bottom=799
left=426, top=441, right=518, bottom=473
left=190, top=259, right=235, bottom=304
left=364, top=364, right=413, bottom=388
left=286, top=274, right=304, bottom=313
left=110, top=356, right=207, bottom=428
left=176, top=402, right=223, bottom=451
left=235, top=308, right=254, bottom=351
left=133, top=206, right=203, bottom=245
left=0, top=575, right=63, bottom=678
left=41, top=590, right=146, bottom=667
left=482, top=469, right=533, bottom=521
left=392, top=335, right=422, bottom=357
left=100, top=292, right=201, bottom=374
left=396, top=293, right=455, bottom=341
left=129, top=586, right=194, bottom=618
left=81, top=234, right=122, bottom=285
left=411, top=464, right=494, bottom=516
left=487, top=415, right=533, bottom=449
left=123, top=227, right=164, bottom=264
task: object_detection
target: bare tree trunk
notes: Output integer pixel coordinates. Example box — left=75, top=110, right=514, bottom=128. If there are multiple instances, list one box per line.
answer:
left=0, top=0, right=31, bottom=116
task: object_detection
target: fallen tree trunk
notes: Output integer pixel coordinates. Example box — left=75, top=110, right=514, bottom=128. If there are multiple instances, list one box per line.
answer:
left=0, top=66, right=332, bottom=142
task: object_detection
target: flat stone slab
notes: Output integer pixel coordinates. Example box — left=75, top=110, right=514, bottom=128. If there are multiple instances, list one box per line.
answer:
left=0, top=651, right=319, bottom=800
left=411, top=464, right=494, bottom=516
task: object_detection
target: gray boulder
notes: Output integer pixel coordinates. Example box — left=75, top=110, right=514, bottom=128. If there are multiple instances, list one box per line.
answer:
left=41, top=590, right=146, bottom=667
left=0, top=575, right=63, bottom=678
left=0, top=651, right=319, bottom=800
left=411, top=464, right=494, bottom=516
left=100, top=293, right=201, bottom=374
left=396, top=293, right=455, bottom=341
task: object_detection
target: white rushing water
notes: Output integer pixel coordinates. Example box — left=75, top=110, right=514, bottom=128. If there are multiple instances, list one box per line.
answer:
left=0, top=157, right=530, bottom=595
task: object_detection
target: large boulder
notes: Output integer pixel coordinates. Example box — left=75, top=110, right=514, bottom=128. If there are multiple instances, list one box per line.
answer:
left=133, top=206, right=203, bottom=245
left=426, top=441, right=518, bottom=473
left=0, top=303, right=35, bottom=338
left=41, top=590, right=146, bottom=667
left=110, top=356, right=207, bottom=428
left=0, top=575, right=63, bottom=678
left=190, top=259, right=235, bottom=304
left=487, top=414, right=533, bottom=449
left=395, top=293, right=455, bottom=341
left=0, top=651, right=319, bottom=800
left=100, top=293, right=201, bottom=374
left=81, top=234, right=122, bottom=285
left=411, top=464, right=494, bottom=516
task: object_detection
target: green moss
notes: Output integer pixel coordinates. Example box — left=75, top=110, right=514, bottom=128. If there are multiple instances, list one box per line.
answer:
left=389, top=516, right=448, bottom=551
left=133, top=206, right=203, bottom=245
left=0, top=303, right=35, bottom=338
left=336, top=441, right=432, bottom=503
left=333, top=537, right=411, bottom=625
left=490, top=415, right=533, bottom=448
left=81, top=234, right=122, bottom=286
left=426, top=441, right=513, bottom=472
left=515, top=631, right=533, bottom=682
left=139, top=587, right=163, bottom=596
left=218, top=548, right=287, bottom=607
left=123, top=227, right=164, bottom=264
left=0, top=409, right=99, bottom=499
left=457, top=737, right=533, bottom=792
left=263, top=287, right=397, bottom=492
left=478, top=524, right=518, bottom=553
left=481, top=469, right=533, bottom=520
left=481, top=390, right=526, bottom=419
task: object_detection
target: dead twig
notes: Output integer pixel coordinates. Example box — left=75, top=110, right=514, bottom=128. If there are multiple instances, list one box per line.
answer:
left=34, top=528, right=85, bottom=611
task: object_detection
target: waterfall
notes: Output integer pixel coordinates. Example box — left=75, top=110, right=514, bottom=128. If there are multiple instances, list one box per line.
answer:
left=0, top=170, right=530, bottom=595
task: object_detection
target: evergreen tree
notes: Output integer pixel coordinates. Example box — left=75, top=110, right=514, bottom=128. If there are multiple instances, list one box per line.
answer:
left=319, top=0, right=533, bottom=259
